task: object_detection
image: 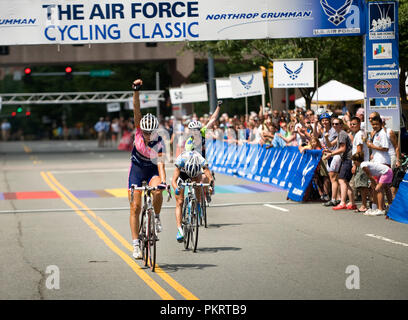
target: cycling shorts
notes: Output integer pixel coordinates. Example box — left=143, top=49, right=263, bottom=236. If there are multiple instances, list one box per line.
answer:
left=128, top=163, right=159, bottom=189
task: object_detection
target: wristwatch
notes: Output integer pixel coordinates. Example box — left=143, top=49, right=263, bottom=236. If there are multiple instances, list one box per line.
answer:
left=132, top=83, right=141, bottom=91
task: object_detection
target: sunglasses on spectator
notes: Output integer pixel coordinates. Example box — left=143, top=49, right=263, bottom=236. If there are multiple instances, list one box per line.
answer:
left=333, top=123, right=341, bottom=126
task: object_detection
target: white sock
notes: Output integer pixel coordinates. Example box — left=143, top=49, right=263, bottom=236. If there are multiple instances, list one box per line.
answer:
left=132, top=239, right=139, bottom=246
left=178, top=227, right=184, bottom=236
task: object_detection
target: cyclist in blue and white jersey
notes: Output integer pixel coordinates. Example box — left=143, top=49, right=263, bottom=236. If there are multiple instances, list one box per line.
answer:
left=171, top=151, right=214, bottom=242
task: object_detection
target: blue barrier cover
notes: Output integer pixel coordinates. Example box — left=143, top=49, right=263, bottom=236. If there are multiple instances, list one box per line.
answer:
left=387, top=172, right=408, bottom=224
left=287, top=150, right=322, bottom=201
left=206, top=141, right=322, bottom=202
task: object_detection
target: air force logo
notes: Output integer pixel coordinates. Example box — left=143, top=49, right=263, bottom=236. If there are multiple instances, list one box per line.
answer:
left=320, top=0, right=353, bottom=26
left=284, top=63, right=303, bottom=80
left=238, top=75, right=254, bottom=90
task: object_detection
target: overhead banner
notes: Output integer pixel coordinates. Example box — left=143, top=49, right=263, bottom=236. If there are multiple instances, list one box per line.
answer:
left=215, top=78, right=233, bottom=99
left=169, top=83, right=208, bottom=104
left=0, top=0, right=365, bottom=45
left=273, top=60, right=315, bottom=88
left=230, top=71, right=265, bottom=98
left=364, top=0, right=400, bottom=131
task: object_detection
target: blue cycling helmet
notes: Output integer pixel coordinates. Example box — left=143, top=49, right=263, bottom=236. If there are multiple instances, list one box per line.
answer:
left=319, top=112, right=331, bottom=121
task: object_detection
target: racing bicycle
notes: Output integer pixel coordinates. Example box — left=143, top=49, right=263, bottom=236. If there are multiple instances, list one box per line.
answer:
left=180, top=180, right=211, bottom=252
left=130, top=181, right=171, bottom=271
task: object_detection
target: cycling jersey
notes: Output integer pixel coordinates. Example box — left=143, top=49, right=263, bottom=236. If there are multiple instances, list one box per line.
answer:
left=131, top=127, right=165, bottom=167
left=185, top=127, right=207, bottom=158
left=175, top=150, right=208, bottom=173
left=128, top=127, right=165, bottom=188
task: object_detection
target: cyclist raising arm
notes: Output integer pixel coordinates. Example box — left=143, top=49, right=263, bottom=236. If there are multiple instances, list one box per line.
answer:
left=185, top=100, right=222, bottom=158
left=129, top=79, right=168, bottom=259
left=172, top=151, right=214, bottom=242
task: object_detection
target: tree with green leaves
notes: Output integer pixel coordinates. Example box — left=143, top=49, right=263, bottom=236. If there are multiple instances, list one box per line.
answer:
left=185, top=35, right=363, bottom=110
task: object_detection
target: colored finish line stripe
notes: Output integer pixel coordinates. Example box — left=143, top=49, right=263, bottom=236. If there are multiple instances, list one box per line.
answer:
left=0, top=184, right=284, bottom=200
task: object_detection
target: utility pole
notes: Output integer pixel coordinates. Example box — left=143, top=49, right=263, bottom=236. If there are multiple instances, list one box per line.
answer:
left=156, top=72, right=160, bottom=119
left=208, top=51, right=216, bottom=113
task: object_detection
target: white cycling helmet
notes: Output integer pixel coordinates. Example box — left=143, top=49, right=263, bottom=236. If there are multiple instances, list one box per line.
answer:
left=140, top=113, right=159, bottom=132
left=184, top=153, right=202, bottom=178
left=188, top=120, right=202, bottom=130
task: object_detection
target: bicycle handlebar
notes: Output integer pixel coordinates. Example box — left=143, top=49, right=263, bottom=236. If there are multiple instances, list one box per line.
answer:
left=130, top=184, right=172, bottom=202
left=179, top=182, right=212, bottom=187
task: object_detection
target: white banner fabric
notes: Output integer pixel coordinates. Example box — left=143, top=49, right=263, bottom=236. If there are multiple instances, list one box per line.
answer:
left=273, top=60, right=315, bottom=88
left=230, top=71, right=265, bottom=98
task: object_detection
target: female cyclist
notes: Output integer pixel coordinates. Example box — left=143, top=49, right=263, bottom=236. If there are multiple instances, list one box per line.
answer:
left=128, top=79, right=168, bottom=259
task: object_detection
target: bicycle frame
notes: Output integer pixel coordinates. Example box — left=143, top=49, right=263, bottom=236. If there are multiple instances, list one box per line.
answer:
left=179, top=181, right=210, bottom=252
left=130, top=181, right=171, bottom=271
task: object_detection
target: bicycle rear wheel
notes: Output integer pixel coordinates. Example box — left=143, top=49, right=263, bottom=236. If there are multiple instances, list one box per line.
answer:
left=147, top=211, right=157, bottom=272
left=190, top=202, right=199, bottom=252
left=182, top=198, right=190, bottom=249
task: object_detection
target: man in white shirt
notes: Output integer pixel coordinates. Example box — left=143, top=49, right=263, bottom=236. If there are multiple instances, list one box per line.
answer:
left=366, top=116, right=390, bottom=165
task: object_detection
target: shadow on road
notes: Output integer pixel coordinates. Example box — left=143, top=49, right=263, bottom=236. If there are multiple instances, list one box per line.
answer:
left=196, top=247, right=242, bottom=253
left=206, top=223, right=242, bottom=229
left=156, top=263, right=217, bottom=273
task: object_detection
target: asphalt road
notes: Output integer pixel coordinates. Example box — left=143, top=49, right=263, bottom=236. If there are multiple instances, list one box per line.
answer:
left=1, top=140, right=407, bottom=300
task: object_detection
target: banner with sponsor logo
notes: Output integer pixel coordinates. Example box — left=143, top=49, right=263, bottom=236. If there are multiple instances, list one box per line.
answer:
left=273, top=60, right=315, bottom=88
left=206, top=140, right=322, bottom=202
left=364, top=0, right=400, bottom=131
left=215, top=78, right=233, bottom=99
left=169, top=83, right=208, bottom=104
left=230, top=71, right=265, bottom=99
left=0, top=0, right=365, bottom=45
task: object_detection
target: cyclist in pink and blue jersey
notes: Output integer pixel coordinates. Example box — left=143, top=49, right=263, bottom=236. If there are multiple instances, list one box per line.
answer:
left=128, top=79, right=168, bottom=260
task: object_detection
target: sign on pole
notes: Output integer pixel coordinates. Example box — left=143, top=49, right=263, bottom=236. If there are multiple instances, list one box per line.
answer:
left=215, top=78, right=233, bottom=99
left=273, top=60, right=315, bottom=88
left=107, top=102, right=120, bottom=112
left=364, top=0, right=400, bottom=131
left=230, top=71, right=265, bottom=98
left=169, top=83, right=208, bottom=104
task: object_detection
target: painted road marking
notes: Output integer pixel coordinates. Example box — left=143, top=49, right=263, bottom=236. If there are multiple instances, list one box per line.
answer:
left=365, top=234, right=408, bottom=248
left=263, top=204, right=289, bottom=212
left=45, top=171, right=199, bottom=300
left=0, top=183, right=285, bottom=200
left=40, top=171, right=176, bottom=300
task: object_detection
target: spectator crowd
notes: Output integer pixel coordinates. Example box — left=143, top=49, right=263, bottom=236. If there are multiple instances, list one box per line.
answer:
left=145, top=104, right=405, bottom=218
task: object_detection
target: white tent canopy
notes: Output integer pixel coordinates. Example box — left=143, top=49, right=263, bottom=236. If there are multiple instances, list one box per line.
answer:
left=295, top=80, right=364, bottom=107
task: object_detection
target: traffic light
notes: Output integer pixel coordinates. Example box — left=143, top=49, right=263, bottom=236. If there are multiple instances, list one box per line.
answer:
left=65, top=66, right=73, bottom=80
left=260, top=66, right=266, bottom=78
left=11, top=111, right=16, bottom=117
left=26, top=111, right=31, bottom=116
left=17, top=106, right=23, bottom=113
left=23, top=67, right=32, bottom=83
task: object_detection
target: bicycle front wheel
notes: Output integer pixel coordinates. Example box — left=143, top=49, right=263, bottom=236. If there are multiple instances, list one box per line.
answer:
left=190, top=202, right=199, bottom=253
left=147, top=211, right=157, bottom=272
left=182, top=198, right=190, bottom=250
left=201, top=189, right=208, bottom=228
left=139, top=211, right=148, bottom=266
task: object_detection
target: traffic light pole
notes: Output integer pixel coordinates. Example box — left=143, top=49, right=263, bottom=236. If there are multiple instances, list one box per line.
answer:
left=208, top=51, right=216, bottom=114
